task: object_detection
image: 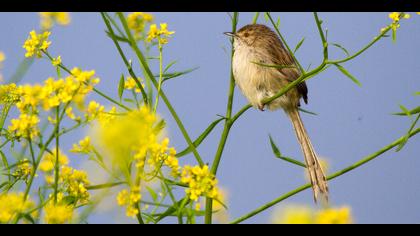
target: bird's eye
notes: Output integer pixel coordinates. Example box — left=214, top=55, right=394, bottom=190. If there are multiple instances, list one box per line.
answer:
left=244, top=32, right=249, bottom=37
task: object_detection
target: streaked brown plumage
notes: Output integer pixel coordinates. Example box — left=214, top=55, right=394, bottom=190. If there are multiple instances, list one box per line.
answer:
left=225, top=24, right=328, bottom=203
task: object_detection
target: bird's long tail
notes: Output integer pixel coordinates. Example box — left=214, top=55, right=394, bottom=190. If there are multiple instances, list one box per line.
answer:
left=287, top=108, right=329, bottom=203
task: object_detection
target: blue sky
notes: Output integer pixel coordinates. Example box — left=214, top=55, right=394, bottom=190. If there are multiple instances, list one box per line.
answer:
left=0, top=12, right=419, bottom=223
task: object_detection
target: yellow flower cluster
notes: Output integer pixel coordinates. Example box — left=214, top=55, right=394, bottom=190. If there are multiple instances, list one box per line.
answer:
left=117, top=186, right=142, bottom=218
left=60, top=166, right=90, bottom=204
left=0, top=193, right=35, bottom=223
left=52, top=56, right=62, bottom=67
left=23, top=30, right=51, bottom=58
left=8, top=113, right=40, bottom=139
left=0, top=83, right=20, bottom=104
left=147, top=137, right=180, bottom=177
left=39, top=12, right=71, bottom=30
left=12, top=159, right=33, bottom=183
left=39, top=149, right=69, bottom=177
left=16, top=68, right=99, bottom=114
left=71, top=136, right=93, bottom=154
left=127, top=12, right=154, bottom=40
left=272, top=205, right=353, bottom=224
left=388, top=12, right=411, bottom=32
left=124, top=77, right=144, bottom=93
left=146, top=23, right=175, bottom=45
left=44, top=202, right=74, bottom=224
left=181, top=165, right=219, bottom=201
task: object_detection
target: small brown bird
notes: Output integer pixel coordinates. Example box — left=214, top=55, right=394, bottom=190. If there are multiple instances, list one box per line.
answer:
left=225, top=24, right=329, bottom=203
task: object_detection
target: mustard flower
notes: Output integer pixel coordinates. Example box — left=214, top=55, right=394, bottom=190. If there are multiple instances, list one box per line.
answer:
left=124, top=76, right=144, bottom=93
left=127, top=12, right=154, bottom=40
left=70, top=136, right=93, bottom=154
left=181, top=165, right=219, bottom=201
left=23, top=30, right=51, bottom=58
left=52, top=55, right=62, bottom=67
left=8, top=113, right=40, bottom=139
left=316, top=207, right=353, bottom=224
left=60, top=166, right=90, bottom=204
left=12, top=159, right=33, bottom=183
left=0, top=193, right=35, bottom=223
left=271, top=205, right=353, bottom=224
left=39, top=12, right=71, bottom=30
left=0, top=83, right=20, bottom=104
left=44, top=202, right=74, bottom=224
left=39, top=149, right=69, bottom=173
left=146, top=23, right=175, bottom=45
left=116, top=186, right=142, bottom=218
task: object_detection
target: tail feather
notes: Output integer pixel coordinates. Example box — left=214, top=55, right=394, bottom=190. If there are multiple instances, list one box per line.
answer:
left=287, top=108, right=329, bottom=203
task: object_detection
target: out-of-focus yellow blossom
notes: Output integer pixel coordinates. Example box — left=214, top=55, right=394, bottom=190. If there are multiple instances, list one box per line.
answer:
left=39, top=12, right=71, bottom=30
left=146, top=23, right=175, bottom=45
left=86, top=100, right=105, bottom=121
left=116, top=186, right=142, bottom=218
left=52, top=56, right=62, bottom=67
left=97, top=106, right=118, bottom=124
left=124, top=77, right=144, bottom=93
left=0, top=83, right=20, bottom=104
left=12, top=159, right=33, bottom=183
left=39, top=149, right=69, bottom=173
left=23, top=30, right=51, bottom=58
left=127, top=12, right=154, bottom=40
left=8, top=113, right=40, bottom=139
left=417, top=12, right=420, bottom=15
left=71, top=136, right=93, bottom=154
left=0, top=51, right=5, bottom=63
left=181, top=165, right=219, bottom=202
left=211, top=188, right=230, bottom=223
left=0, top=193, right=35, bottom=223
left=316, top=207, right=353, bottom=224
left=65, top=107, right=80, bottom=121
left=44, top=202, right=74, bottom=224
left=271, top=205, right=353, bottom=224
left=60, top=166, right=90, bottom=204
left=94, top=106, right=158, bottom=174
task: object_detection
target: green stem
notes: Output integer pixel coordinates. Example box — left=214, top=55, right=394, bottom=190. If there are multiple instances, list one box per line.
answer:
left=53, top=106, right=60, bottom=203
left=205, top=11, right=238, bottom=224
left=313, top=12, right=329, bottom=60
left=116, top=12, right=204, bottom=166
left=154, top=45, right=163, bottom=113
left=100, top=12, right=149, bottom=106
left=230, top=127, right=420, bottom=224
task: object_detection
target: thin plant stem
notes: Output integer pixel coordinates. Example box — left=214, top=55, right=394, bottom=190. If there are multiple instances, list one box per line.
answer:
left=154, top=45, right=163, bottom=113
left=53, top=106, right=60, bottom=203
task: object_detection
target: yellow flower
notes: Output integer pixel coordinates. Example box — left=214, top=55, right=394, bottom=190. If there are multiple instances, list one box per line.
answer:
left=86, top=100, right=105, bottom=121
left=70, top=136, right=92, bottom=154
left=39, top=148, right=69, bottom=173
left=60, top=166, right=90, bottom=204
left=124, top=77, right=143, bottom=93
left=181, top=165, right=219, bottom=201
left=271, top=205, right=353, bottom=224
left=146, top=23, right=175, bottom=45
left=23, top=30, right=51, bottom=58
left=0, top=51, right=5, bottom=63
left=127, top=12, right=154, bottom=40
left=0, top=83, right=19, bottom=104
left=116, top=186, right=142, bottom=218
left=389, top=12, right=400, bottom=21
left=12, top=159, right=33, bottom=182
left=0, top=193, right=35, bottom=223
left=39, top=12, right=71, bottom=30
left=316, top=206, right=353, bottom=224
left=52, top=55, right=62, bottom=67
left=417, top=12, right=420, bottom=15
left=8, top=113, right=40, bottom=139
left=44, top=203, right=74, bottom=224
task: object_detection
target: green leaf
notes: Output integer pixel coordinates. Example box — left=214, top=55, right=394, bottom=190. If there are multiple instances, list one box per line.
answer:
left=396, top=114, right=420, bottom=152
left=86, top=182, right=125, bottom=190
left=105, top=31, right=130, bottom=44
left=393, top=106, right=420, bottom=116
left=294, top=37, right=305, bottom=54
left=0, top=151, right=11, bottom=182
left=331, top=43, right=350, bottom=57
left=146, top=186, right=158, bottom=202
left=164, top=60, right=178, bottom=74
left=160, top=67, right=199, bottom=83
left=22, top=214, right=36, bottom=224
left=155, top=198, right=189, bottom=223
left=264, top=12, right=269, bottom=22
left=269, top=135, right=306, bottom=168
left=118, top=74, right=125, bottom=101
left=392, top=26, right=397, bottom=43
left=153, top=119, right=166, bottom=134
left=123, top=98, right=136, bottom=104
left=298, top=108, right=318, bottom=116
left=398, top=104, right=412, bottom=118
left=252, top=12, right=260, bottom=24
left=334, top=64, right=362, bottom=87
left=176, top=117, right=225, bottom=158
left=276, top=17, right=281, bottom=28
left=251, top=61, right=296, bottom=69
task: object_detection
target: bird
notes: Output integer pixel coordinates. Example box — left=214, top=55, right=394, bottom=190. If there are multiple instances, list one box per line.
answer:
left=224, top=24, right=329, bottom=203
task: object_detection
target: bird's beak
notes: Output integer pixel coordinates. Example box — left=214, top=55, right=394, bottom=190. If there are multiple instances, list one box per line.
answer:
left=224, top=32, right=237, bottom=38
